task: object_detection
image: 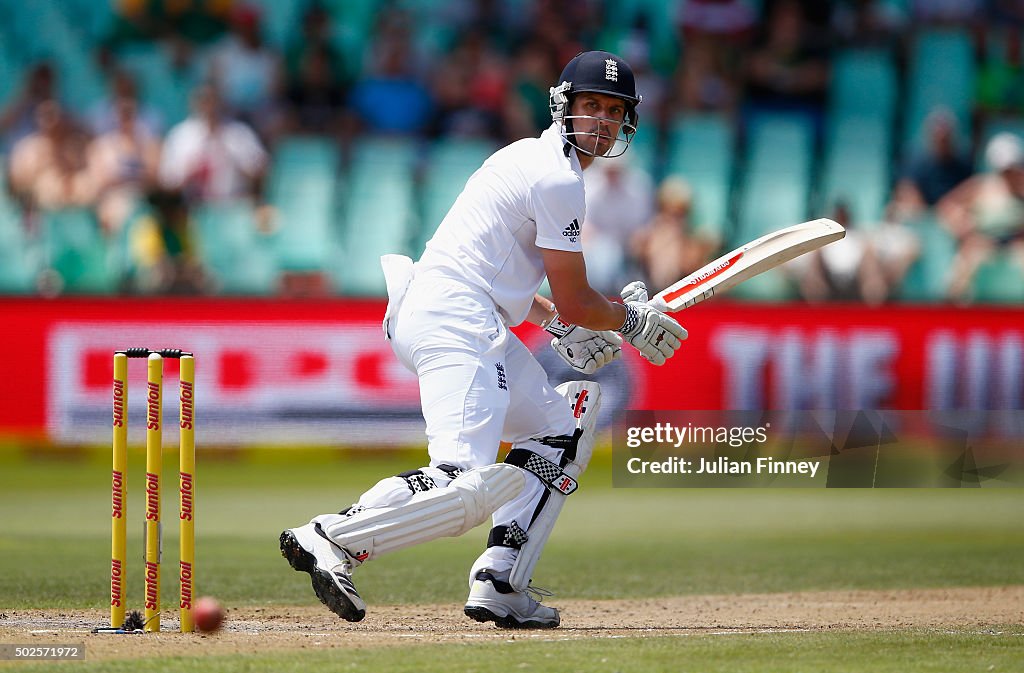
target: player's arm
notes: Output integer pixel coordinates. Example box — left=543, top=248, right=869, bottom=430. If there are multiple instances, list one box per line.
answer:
left=527, top=250, right=623, bottom=374
left=526, top=293, right=557, bottom=326
left=539, top=248, right=625, bottom=330
left=531, top=172, right=685, bottom=366
left=540, top=248, right=687, bottom=367
left=526, top=287, right=622, bottom=375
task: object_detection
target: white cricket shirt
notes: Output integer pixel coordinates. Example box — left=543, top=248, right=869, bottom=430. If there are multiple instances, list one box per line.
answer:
left=417, top=123, right=586, bottom=326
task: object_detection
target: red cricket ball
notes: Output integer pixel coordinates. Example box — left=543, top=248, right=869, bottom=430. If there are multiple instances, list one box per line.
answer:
left=193, top=596, right=225, bottom=633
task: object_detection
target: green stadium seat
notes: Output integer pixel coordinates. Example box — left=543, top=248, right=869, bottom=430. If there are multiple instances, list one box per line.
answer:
left=736, top=174, right=810, bottom=241
left=350, top=136, right=418, bottom=176
left=598, top=0, right=680, bottom=74
left=736, top=114, right=812, bottom=246
left=7, top=2, right=107, bottom=111
left=4, top=2, right=53, bottom=62
left=268, top=177, right=338, bottom=272
left=0, top=205, right=38, bottom=294
left=117, top=44, right=196, bottom=129
left=338, top=176, right=415, bottom=296
left=746, top=113, right=813, bottom=177
left=58, top=0, right=115, bottom=42
left=267, top=137, right=341, bottom=272
left=666, top=113, right=735, bottom=240
left=247, top=0, right=304, bottom=50
left=320, top=0, right=387, bottom=76
left=192, top=201, right=279, bottom=295
left=903, top=29, right=976, bottom=154
left=417, top=138, right=494, bottom=253
left=0, top=44, right=21, bottom=111
left=820, top=115, right=891, bottom=227
left=625, top=122, right=658, bottom=177
left=972, top=251, right=1024, bottom=304
left=897, top=214, right=956, bottom=302
left=829, top=48, right=898, bottom=123
left=334, top=137, right=417, bottom=295
left=726, top=268, right=797, bottom=302
left=58, top=57, right=107, bottom=112
left=273, top=137, right=341, bottom=176
left=730, top=113, right=813, bottom=301
left=39, top=209, right=118, bottom=294
left=324, top=0, right=383, bottom=36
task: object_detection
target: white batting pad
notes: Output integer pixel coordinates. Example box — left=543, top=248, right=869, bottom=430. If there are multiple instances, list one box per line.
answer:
left=320, top=464, right=525, bottom=562
left=509, top=381, right=601, bottom=592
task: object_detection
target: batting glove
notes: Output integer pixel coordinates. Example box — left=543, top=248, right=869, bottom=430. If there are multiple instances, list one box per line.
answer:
left=617, top=302, right=687, bottom=366
left=620, top=280, right=649, bottom=304
left=544, top=312, right=623, bottom=374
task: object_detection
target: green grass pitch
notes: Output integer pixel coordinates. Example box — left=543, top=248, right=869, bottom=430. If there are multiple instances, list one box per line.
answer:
left=0, top=444, right=1021, bottom=671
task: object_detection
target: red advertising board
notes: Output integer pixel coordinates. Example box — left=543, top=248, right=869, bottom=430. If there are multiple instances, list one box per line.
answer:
left=1, top=298, right=1022, bottom=445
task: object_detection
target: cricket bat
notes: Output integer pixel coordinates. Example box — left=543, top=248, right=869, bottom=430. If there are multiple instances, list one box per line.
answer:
left=647, top=218, right=846, bottom=313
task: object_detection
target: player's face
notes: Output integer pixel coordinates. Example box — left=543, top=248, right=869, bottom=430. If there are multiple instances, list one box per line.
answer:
left=569, top=93, right=627, bottom=157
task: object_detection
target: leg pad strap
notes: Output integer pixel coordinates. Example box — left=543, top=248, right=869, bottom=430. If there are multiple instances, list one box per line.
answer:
left=487, top=521, right=529, bottom=549
left=504, top=448, right=579, bottom=495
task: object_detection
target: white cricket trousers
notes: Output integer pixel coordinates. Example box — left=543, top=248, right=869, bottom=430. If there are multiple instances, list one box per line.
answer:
left=387, top=272, right=576, bottom=574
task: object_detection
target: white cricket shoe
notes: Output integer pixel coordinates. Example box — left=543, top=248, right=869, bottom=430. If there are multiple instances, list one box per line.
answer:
left=280, top=523, right=366, bottom=622
left=464, top=571, right=560, bottom=629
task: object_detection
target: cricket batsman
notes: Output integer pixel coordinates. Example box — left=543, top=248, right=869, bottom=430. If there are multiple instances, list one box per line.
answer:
left=281, top=50, right=687, bottom=628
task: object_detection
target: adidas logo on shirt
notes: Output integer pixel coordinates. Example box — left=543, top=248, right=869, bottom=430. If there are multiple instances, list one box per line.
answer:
left=562, top=218, right=581, bottom=243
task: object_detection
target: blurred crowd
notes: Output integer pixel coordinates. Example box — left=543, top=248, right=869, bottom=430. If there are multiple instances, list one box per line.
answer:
left=0, top=0, right=1023, bottom=303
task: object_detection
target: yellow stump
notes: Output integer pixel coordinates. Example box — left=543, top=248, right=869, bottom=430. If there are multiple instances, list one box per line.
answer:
left=144, top=353, right=162, bottom=632
left=178, top=355, right=196, bottom=633
left=111, top=353, right=128, bottom=629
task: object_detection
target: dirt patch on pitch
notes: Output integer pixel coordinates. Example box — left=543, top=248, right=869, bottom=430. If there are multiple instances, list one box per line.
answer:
left=2, top=586, right=1021, bottom=662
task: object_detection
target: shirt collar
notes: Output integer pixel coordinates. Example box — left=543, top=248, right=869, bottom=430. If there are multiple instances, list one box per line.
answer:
left=542, top=122, right=584, bottom=177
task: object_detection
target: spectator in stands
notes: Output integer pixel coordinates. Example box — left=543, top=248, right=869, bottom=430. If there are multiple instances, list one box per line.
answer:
left=87, top=70, right=163, bottom=138
left=675, top=0, right=753, bottom=113
left=101, top=0, right=166, bottom=48
left=831, top=0, right=907, bottom=47
left=896, top=107, right=973, bottom=209
left=159, top=84, right=268, bottom=204
left=285, top=4, right=348, bottom=89
left=505, top=40, right=559, bottom=139
left=530, top=0, right=590, bottom=69
left=679, top=0, right=756, bottom=40
left=990, top=0, right=1024, bottom=28
left=284, top=44, right=347, bottom=136
left=743, top=0, right=830, bottom=136
left=349, top=14, right=433, bottom=134
left=581, top=156, right=654, bottom=293
left=8, top=101, right=93, bottom=211
left=794, top=202, right=874, bottom=303
left=675, top=34, right=743, bottom=114
left=0, top=63, right=56, bottom=153
left=796, top=200, right=919, bottom=305
left=632, top=175, right=717, bottom=294
left=427, top=33, right=506, bottom=140
left=939, top=132, right=1024, bottom=301
left=129, top=188, right=207, bottom=294
left=911, top=0, right=984, bottom=25
left=104, top=0, right=230, bottom=49
left=872, top=208, right=923, bottom=303
left=85, top=96, right=162, bottom=234
left=208, top=3, right=283, bottom=139
left=976, top=28, right=1024, bottom=127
